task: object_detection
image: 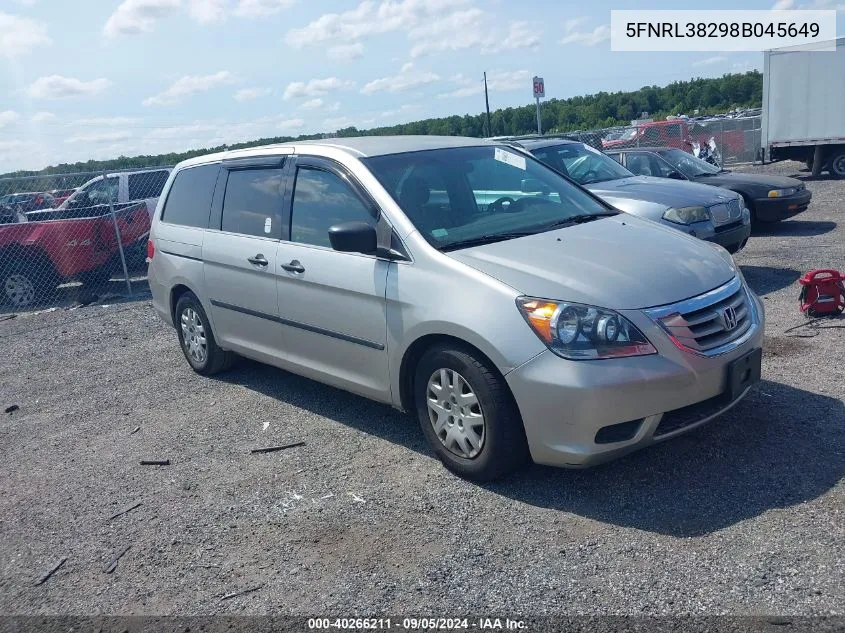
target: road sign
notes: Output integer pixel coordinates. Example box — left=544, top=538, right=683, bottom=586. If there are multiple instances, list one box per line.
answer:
left=532, top=76, right=545, bottom=99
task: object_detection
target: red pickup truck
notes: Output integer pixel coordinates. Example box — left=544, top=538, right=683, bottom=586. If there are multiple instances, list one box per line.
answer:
left=601, top=120, right=748, bottom=160
left=0, top=201, right=150, bottom=309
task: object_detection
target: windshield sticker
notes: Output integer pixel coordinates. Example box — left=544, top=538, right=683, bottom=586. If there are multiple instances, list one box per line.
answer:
left=431, top=228, right=449, bottom=238
left=494, top=147, right=527, bottom=171
left=264, top=217, right=272, bottom=234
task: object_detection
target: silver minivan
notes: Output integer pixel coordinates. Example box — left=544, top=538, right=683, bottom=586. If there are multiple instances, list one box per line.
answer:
left=147, top=136, right=765, bottom=481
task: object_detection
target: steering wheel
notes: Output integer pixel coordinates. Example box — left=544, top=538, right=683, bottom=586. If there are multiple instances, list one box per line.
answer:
left=487, top=196, right=518, bottom=214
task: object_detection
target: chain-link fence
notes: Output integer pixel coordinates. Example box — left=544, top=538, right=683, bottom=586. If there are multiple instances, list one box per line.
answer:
left=0, top=167, right=172, bottom=314
left=559, top=115, right=763, bottom=168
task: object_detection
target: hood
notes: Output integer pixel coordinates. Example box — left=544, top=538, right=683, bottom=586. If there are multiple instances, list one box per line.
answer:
left=447, top=215, right=736, bottom=310
left=586, top=176, right=740, bottom=208
left=693, top=171, right=803, bottom=190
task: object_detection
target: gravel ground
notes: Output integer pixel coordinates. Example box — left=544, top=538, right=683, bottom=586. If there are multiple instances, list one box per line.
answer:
left=0, top=161, right=843, bottom=617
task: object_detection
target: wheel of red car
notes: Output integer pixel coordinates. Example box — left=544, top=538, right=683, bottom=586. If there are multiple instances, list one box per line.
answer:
left=0, top=260, right=54, bottom=310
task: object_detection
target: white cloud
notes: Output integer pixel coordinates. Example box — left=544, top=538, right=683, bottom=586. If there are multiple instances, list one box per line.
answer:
left=361, top=63, right=439, bottom=95
left=143, top=71, right=233, bottom=106
left=560, top=23, right=610, bottom=46
left=66, top=131, right=133, bottom=144
left=25, top=75, right=111, bottom=100
left=103, top=0, right=181, bottom=38
left=30, top=111, right=56, bottom=124
left=693, top=56, right=728, bottom=67
left=234, top=0, right=296, bottom=18
left=188, top=0, right=226, bottom=22
left=283, top=77, right=356, bottom=100
left=0, top=11, right=50, bottom=58
left=287, top=1, right=541, bottom=59
left=278, top=117, right=304, bottom=130
left=437, top=69, right=530, bottom=99
left=234, top=87, right=271, bottom=102
left=0, top=141, right=26, bottom=156
left=327, top=42, right=365, bottom=61
left=75, top=116, right=142, bottom=126
left=0, top=111, right=21, bottom=128
left=563, top=16, right=589, bottom=31
left=324, top=116, right=354, bottom=129
left=300, top=98, right=324, bottom=110
left=13, top=0, right=39, bottom=6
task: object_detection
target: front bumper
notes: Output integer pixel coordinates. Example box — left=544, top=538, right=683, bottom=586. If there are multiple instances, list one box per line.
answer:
left=754, top=190, right=812, bottom=222
left=505, top=290, right=764, bottom=468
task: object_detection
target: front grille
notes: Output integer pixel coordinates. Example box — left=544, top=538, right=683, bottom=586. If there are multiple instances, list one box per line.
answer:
left=709, top=198, right=742, bottom=226
left=645, top=277, right=755, bottom=356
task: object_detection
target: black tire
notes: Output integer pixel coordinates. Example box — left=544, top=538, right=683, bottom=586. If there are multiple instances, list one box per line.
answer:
left=828, top=149, right=845, bottom=179
left=78, top=265, right=115, bottom=289
left=0, top=258, right=58, bottom=310
left=174, top=292, right=235, bottom=375
left=413, top=344, right=529, bottom=481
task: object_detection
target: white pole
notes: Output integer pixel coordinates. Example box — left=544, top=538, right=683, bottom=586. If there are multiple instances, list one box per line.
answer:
left=536, top=96, right=542, bottom=136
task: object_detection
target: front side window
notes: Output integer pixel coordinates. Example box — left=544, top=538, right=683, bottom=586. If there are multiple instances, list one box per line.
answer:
left=290, top=167, right=375, bottom=248
left=531, top=143, right=633, bottom=185
left=85, top=177, right=119, bottom=204
left=221, top=168, right=284, bottom=238
left=644, top=126, right=661, bottom=142
left=364, top=145, right=615, bottom=251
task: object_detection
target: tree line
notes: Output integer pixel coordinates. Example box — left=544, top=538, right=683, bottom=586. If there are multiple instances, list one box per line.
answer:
left=1, top=71, right=762, bottom=182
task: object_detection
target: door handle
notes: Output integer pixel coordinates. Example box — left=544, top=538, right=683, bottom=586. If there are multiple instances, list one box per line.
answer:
left=281, top=260, right=305, bottom=274
left=247, top=254, right=269, bottom=267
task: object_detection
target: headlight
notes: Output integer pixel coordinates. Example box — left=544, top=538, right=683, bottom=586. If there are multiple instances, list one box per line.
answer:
left=516, top=297, right=656, bottom=360
left=663, top=206, right=710, bottom=224
left=768, top=187, right=797, bottom=198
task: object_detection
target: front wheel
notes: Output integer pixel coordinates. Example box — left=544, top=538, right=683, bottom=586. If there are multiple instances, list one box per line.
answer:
left=174, top=292, right=235, bottom=375
left=414, top=345, right=529, bottom=481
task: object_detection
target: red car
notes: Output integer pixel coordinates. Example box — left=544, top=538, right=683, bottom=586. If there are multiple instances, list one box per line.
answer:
left=602, top=120, right=747, bottom=160
left=0, top=201, right=150, bottom=309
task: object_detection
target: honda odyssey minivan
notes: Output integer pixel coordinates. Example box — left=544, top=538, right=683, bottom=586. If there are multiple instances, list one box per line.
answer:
left=147, top=136, right=764, bottom=481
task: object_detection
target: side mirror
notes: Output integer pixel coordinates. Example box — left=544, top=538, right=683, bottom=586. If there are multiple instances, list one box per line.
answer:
left=521, top=178, right=550, bottom=195
left=667, top=171, right=686, bottom=180
left=328, top=221, right=377, bottom=254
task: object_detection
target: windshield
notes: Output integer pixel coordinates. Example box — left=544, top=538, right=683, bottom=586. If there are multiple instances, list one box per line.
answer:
left=363, top=145, right=615, bottom=250
left=661, top=148, right=721, bottom=177
left=530, top=143, right=633, bottom=185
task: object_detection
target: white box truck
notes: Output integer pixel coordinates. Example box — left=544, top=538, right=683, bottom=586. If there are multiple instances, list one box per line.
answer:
left=762, top=37, right=845, bottom=178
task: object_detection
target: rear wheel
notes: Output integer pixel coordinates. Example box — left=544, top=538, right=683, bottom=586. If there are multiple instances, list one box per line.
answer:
left=414, top=344, right=529, bottom=481
left=174, top=292, right=234, bottom=375
left=828, top=149, right=845, bottom=179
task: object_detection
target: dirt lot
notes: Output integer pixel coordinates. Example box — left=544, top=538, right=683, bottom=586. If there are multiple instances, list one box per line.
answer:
left=0, top=161, right=843, bottom=616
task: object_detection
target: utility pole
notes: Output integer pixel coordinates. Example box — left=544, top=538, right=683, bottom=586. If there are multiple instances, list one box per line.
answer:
left=483, top=72, right=492, bottom=137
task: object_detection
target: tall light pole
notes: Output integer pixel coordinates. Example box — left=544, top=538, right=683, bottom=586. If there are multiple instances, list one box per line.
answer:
left=483, top=72, right=492, bottom=137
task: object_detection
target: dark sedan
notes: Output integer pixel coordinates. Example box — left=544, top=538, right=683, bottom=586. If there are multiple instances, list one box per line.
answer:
left=607, top=147, right=811, bottom=223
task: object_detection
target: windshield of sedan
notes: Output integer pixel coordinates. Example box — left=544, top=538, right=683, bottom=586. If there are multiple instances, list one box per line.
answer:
left=530, top=142, right=634, bottom=185
left=363, top=145, right=615, bottom=250
left=661, top=148, right=721, bottom=177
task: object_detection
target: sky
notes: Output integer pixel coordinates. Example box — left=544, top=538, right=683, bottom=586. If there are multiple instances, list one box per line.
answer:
left=0, top=0, right=843, bottom=173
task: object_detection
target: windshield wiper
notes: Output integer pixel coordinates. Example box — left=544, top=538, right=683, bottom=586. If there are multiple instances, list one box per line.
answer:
left=440, top=231, right=538, bottom=251
left=542, top=212, right=616, bottom=230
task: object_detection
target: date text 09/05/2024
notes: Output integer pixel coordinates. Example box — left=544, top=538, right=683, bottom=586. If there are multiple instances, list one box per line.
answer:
left=307, top=618, right=527, bottom=630
left=625, top=22, right=820, bottom=38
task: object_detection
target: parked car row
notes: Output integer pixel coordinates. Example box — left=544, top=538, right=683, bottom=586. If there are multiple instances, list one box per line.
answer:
left=148, top=135, right=766, bottom=482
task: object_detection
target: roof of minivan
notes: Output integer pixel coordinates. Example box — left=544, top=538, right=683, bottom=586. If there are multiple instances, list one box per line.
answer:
left=178, top=135, right=497, bottom=169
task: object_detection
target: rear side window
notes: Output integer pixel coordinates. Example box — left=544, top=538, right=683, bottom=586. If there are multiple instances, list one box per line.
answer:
left=160, top=164, right=219, bottom=228
left=220, top=168, right=285, bottom=238
left=666, top=124, right=682, bottom=138
left=128, top=170, right=170, bottom=200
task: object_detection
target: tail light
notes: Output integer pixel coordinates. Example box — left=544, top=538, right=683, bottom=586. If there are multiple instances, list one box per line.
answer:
left=146, top=239, right=155, bottom=261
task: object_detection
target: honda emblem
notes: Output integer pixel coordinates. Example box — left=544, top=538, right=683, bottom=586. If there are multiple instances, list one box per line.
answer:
left=722, top=306, right=738, bottom=331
